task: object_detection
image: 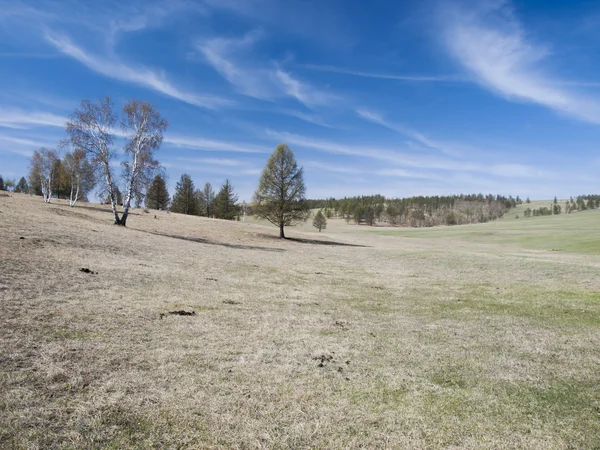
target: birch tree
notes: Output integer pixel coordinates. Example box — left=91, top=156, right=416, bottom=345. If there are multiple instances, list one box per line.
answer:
left=203, top=182, right=215, bottom=217
left=119, top=100, right=168, bottom=226
left=63, top=149, right=95, bottom=207
left=66, top=97, right=120, bottom=222
left=30, top=148, right=58, bottom=203
left=66, top=98, right=168, bottom=226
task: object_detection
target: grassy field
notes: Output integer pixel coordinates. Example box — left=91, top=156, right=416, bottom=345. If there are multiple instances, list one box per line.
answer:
left=1, top=194, right=599, bottom=449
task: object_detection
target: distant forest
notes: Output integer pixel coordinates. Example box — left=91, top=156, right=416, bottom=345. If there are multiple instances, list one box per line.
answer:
left=305, top=194, right=521, bottom=227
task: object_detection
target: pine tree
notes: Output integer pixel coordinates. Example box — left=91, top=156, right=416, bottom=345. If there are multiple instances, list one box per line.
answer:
left=214, top=179, right=239, bottom=220
left=253, top=143, right=309, bottom=238
left=313, top=209, right=327, bottom=232
left=171, top=174, right=200, bottom=215
left=14, top=177, right=28, bottom=193
left=145, top=174, right=170, bottom=210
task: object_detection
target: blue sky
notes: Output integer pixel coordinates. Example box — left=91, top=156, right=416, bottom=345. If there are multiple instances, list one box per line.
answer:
left=1, top=0, right=599, bottom=201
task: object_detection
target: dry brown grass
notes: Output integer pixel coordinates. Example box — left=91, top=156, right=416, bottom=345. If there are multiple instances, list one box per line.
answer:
left=1, top=194, right=600, bottom=449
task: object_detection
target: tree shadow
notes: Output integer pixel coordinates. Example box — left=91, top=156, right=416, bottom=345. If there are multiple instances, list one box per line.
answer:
left=258, top=233, right=369, bottom=248
left=76, top=204, right=141, bottom=216
left=138, top=230, right=286, bottom=253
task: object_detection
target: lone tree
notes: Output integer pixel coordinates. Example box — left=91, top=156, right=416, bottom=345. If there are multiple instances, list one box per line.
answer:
left=215, top=179, right=239, bottom=220
left=146, top=174, right=170, bottom=210
left=253, top=143, right=309, bottom=238
left=313, top=209, right=327, bottom=232
left=171, top=174, right=200, bottom=215
left=66, top=97, right=167, bottom=226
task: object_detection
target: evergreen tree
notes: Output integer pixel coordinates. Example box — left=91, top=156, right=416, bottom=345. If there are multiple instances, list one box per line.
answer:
left=145, top=174, right=170, bottom=210
left=171, top=174, right=200, bottom=215
left=253, top=143, right=309, bottom=238
left=203, top=182, right=215, bottom=217
left=214, top=179, right=239, bottom=220
left=313, top=209, right=327, bottom=232
left=0, top=176, right=4, bottom=191
left=14, top=177, right=28, bottom=193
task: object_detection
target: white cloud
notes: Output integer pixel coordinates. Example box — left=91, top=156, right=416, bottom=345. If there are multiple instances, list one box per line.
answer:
left=356, top=109, right=463, bottom=156
left=272, top=68, right=337, bottom=107
left=0, top=109, right=66, bottom=129
left=266, top=128, right=547, bottom=179
left=164, top=134, right=268, bottom=154
left=174, top=157, right=245, bottom=166
left=196, top=31, right=275, bottom=100
left=300, top=64, right=464, bottom=82
left=440, top=1, right=600, bottom=124
left=196, top=32, right=337, bottom=108
left=279, top=109, right=331, bottom=128
left=45, top=32, right=232, bottom=109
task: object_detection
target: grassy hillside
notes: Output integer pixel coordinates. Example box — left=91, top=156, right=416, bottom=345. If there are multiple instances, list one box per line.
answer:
left=1, top=194, right=599, bottom=448
left=355, top=207, right=600, bottom=254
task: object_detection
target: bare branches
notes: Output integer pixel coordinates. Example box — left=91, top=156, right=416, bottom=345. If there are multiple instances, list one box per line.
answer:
left=30, top=148, right=59, bottom=203
left=65, top=97, right=167, bottom=226
left=119, top=100, right=168, bottom=225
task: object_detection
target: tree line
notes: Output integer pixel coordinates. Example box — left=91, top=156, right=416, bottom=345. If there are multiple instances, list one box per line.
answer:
left=522, top=195, right=600, bottom=218
left=149, top=173, right=243, bottom=221
left=305, top=194, right=522, bottom=227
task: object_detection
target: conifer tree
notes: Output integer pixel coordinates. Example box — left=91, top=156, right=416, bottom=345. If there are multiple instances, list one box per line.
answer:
left=214, top=179, right=239, bottom=220
left=313, top=209, right=327, bottom=232
left=14, top=177, right=28, bottom=193
left=253, top=143, right=309, bottom=238
left=0, top=176, right=5, bottom=191
left=145, top=174, right=170, bottom=210
left=171, top=174, right=200, bottom=215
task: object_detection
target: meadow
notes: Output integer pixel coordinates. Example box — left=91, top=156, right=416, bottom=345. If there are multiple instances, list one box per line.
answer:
left=1, top=194, right=599, bottom=449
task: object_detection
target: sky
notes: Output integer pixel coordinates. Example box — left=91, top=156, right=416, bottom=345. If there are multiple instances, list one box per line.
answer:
left=1, top=0, right=599, bottom=201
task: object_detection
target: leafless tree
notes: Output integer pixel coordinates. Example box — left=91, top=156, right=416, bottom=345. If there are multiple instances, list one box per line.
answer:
left=63, top=149, right=95, bottom=207
left=66, top=97, right=120, bottom=222
left=119, top=100, right=168, bottom=225
left=30, top=148, right=58, bottom=203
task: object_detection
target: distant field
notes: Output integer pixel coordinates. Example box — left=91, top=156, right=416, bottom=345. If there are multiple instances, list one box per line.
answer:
left=1, top=194, right=599, bottom=448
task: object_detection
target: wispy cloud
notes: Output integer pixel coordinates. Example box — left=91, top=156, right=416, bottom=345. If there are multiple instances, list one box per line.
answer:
left=356, top=109, right=463, bottom=156
left=202, top=0, right=353, bottom=48
left=272, top=68, right=337, bottom=107
left=0, top=133, right=57, bottom=156
left=279, top=110, right=332, bottom=128
left=196, top=32, right=337, bottom=108
left=300, top=64, right=464, bottom=82
left=305, top=160, right=363, bottom=175
left=196, top=31, right=275, bottom=100
left=174, top=157, right=246, bottom=166
left=45, top=32, right=232, bottom=109
left=164, top=134, right=268, bottom=154
left=0, top=109, right=66, bottom=129
left=440, top=1, right=600, bottom=124
left=266, top=128, right=547, bottom=179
